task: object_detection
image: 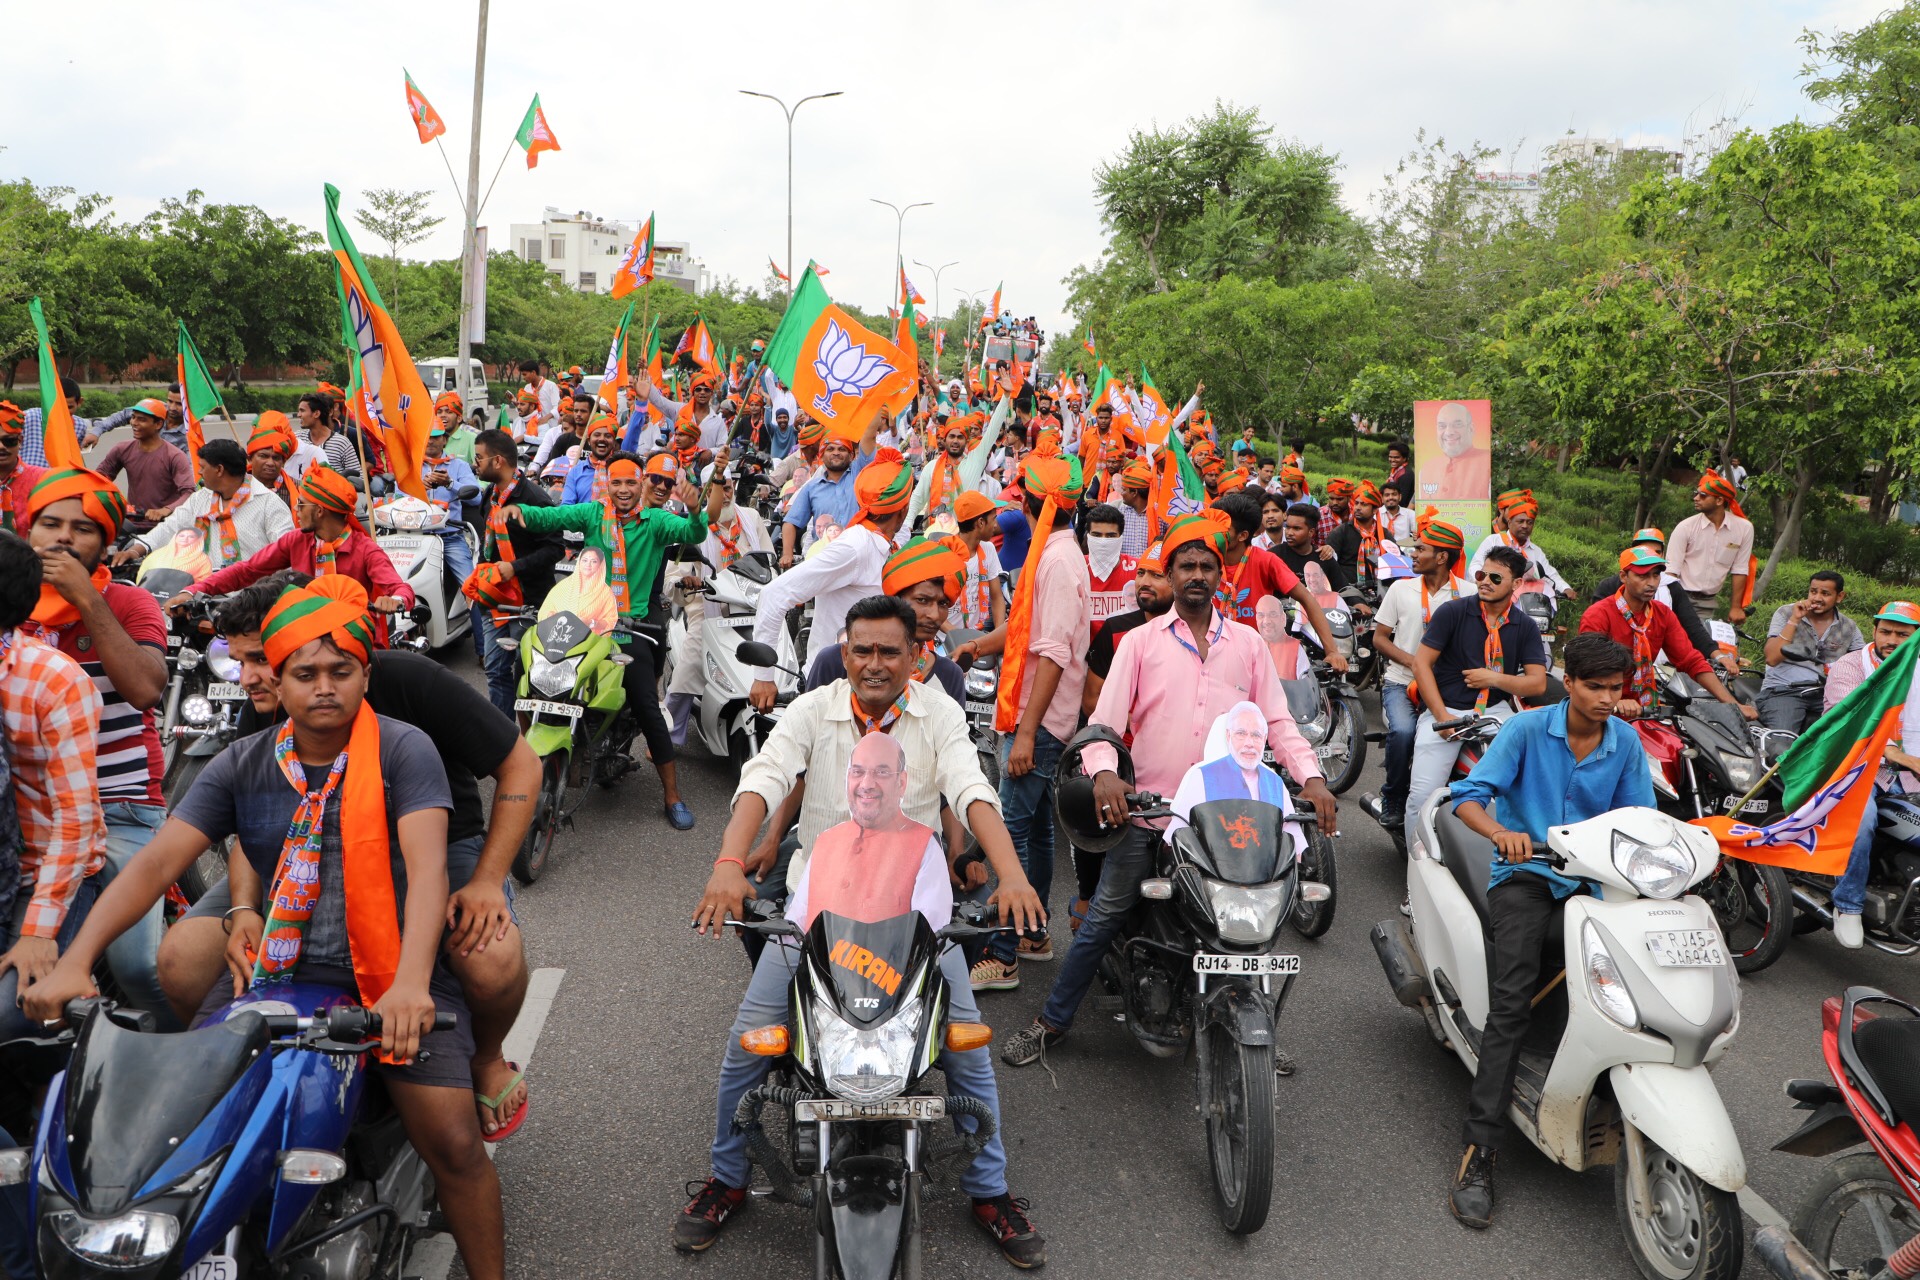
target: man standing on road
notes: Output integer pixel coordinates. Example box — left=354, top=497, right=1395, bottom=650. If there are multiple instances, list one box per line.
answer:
left=945, top=492, right=1007, bottom=636
left=1758, top=570, right=1862, bottom=732
left=1364, top=518, right=1466, bottom=838
left=1665, top=470, right=1755, bottom=623
left=1002, top=512, right=1337, bottom=1069
left=464, top=430, right=564, bottom=715
left=113, top=438, right=295, bottom=571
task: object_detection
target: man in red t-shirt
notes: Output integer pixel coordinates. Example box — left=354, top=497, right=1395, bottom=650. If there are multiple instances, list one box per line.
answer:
left=1212, top=490, right=1346, bottom=670
left=1577, top=545, right=1756, bottom=720
left=23, top=469, right=175, bottom=1024
left=1084, top=504, right=1137, bottom=638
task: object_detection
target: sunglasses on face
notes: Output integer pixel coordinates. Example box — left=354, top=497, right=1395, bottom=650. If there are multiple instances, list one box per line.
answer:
left=647, top=476, right=674, bottom=490
left=1475, top=570, right=1507, bottom=585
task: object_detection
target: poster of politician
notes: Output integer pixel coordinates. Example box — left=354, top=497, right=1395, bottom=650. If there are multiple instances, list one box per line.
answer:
left=1412, top=399, right=1493, bottom=549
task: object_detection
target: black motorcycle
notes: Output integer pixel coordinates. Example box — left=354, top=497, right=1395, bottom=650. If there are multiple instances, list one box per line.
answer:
left=948, top=627, right=1000, bottom=788
left=1059, top=744, right=1326, bottom=1234
left=725, top=902, right=1006, bottom=1280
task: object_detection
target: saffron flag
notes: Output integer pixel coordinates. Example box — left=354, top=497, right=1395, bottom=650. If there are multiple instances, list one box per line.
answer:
left=404, top=70, right=446, bottom=144
left=598, top=300, right=634, bottom=410
left=1082, top=327, right=1097, bottom=358
left=515, top=95, right=561, bottom=168
left=27, top=298, right=83, bottom=470
left=176, top=322, right=225, bottom=483
left=1137, top=365, right=1174, bottom=446
left=899, top=264, right=926, bottom=306
left=769, top=256, right=789, bottom=283
left=1147, top=422, right=1206, bottom=541
left=611, top=214, right=655, bottom=298
left=323, top=183, right=434, bottom=501
left=979, top=281, right=1002, bottom=329
left=762, top=266, right=916, bottom=445
left=933, top=329, right=946, bottom=357
left=686, top=318, right=720, bottom=377
left=1695, top=635, right=1920, bottom=875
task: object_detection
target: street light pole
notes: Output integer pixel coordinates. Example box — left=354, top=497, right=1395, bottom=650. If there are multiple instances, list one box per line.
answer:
left=870, top=198, right=930, bottom=312
left=913, top=258, right=957, bottom=374
left=740, top=88, right=843, bottom=302
left=456, top=0, right=489, bottom=415
left=954, top=286, right=987, bottom=385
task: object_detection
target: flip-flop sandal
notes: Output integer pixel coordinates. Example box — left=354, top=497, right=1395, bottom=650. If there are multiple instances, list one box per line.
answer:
left=1068, top=899, right=1091, bottom=933
left=476, top=1063, right=529, bottom=1141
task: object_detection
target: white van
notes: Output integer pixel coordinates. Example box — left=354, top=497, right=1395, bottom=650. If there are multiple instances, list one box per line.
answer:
left=414, top=358, right=490, bottom=418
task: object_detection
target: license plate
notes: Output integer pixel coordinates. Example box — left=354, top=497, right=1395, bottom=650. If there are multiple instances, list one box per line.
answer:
left=1645, top=930, right=1725, bottom=968
left=206, top=682, right=247, bottom=702
left=794, top=1096, right=946, bottom=1122
left=184, top=1256, right=237, bottom=1280
left=514, top=698, right=582, bottom=720
left=966, top=699, right=994, bottom=715
left=1192, top=953, right=1300, bottom=975
left=1722, top=794, right=1769, bottom=814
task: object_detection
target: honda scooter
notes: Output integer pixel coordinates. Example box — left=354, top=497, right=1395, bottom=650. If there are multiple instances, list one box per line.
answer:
left=372, top=492, right=477, bottom=652
left=662, top=550, right=798, bottom=769
left=1373, top=797, right=1746, bottom=1280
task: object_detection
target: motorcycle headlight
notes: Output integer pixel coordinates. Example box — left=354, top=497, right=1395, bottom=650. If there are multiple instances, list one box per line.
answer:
left=529, top=653, right=578, bottom=698
left=206, top=638, right=242, bottom=683
left=1716, top=749, right=1757, bottom=791
left=1581, top=920, right=1640, bottom=1029
left=1610, top=830, right=1693, bottom=900
left=704, top=649, right=738, bottom=695
left=175, top=646, right=202, bottom=673
left=49, top=1208, right=179, bottom=1267
left=965, top=671, right=995, bottom=699
left=180, top=694, right=216, bottom=727
left=1203, top=879, right=1290, bottom=945
left=812, top=995, right=923, bottom=1103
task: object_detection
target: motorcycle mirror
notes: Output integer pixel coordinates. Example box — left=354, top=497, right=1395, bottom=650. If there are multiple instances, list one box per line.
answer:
left=736, top=640, right=780, bottom=667
left=455, top=484, right=481, bottom=502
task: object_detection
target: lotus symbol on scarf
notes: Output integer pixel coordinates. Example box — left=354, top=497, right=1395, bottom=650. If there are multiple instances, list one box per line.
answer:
left=810, top=320, right=894, bottom=418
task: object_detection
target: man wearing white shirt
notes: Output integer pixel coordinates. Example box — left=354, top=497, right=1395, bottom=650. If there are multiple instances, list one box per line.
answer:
left=638, top=372, right=728, bottom=451
left=111, top=438, right=294, bottom=570
left=666, top=464, right=775, bottom=743
left=518, top=359, right=561, bottom=425
left=1465, top=498, right=1569, bottom=605
left=748, top=449, right=912, bottom=710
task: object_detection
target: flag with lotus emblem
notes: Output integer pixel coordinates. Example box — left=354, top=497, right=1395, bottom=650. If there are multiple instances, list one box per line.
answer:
left=762, top=267, right=916, bottom=444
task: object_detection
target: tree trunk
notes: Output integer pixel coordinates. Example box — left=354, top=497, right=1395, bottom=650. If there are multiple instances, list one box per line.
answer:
left=1555, top=437, right=1573, bottom=474
left=1869, top=461, right=1897, bottom=522
left=1753, top=459, right=1817, bottom=601
left=1632, top=428, right=1677, bottom=529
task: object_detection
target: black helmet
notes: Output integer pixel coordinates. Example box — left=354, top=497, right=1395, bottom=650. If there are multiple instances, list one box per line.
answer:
left=1054, top=724, right=1137, bottom=854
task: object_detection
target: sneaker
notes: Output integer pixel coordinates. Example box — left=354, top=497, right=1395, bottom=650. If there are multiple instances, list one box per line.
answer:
left=1835, top=912, right=1865, bottom=949
left=971, top=956, right=1020, bottom=992
left=1448, top=1144, right=1496, bottom=1229
left=1001, top=1018, right=1063, bottom=1067
left=972, top=1193, right=1047, bottom=1269
left=1017, top=933, right=1054, bottom=962
left=672, top=1177, right=746, bottom=1252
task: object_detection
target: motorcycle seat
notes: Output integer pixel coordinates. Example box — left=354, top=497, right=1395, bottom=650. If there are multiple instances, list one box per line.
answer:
left=1855, top=1017, right=1920, bottom=1129
left=1435, top=800, right=1498, bottom=929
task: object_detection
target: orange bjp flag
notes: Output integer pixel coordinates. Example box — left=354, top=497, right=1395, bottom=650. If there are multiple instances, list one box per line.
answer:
left=28, top=299, right=83, bottom=471
left=404, top=71, right=446, bottom=144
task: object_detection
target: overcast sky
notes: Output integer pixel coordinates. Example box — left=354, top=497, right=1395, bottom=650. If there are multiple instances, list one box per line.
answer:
left=10, top=0, right=1890, bottom=349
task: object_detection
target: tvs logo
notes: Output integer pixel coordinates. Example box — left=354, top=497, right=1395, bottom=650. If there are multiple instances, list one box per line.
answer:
left=1217, top=813, right=1260, bottom=850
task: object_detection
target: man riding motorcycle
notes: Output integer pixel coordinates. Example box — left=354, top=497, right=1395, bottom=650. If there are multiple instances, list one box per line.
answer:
left=113, top=437, right=296, bottom=571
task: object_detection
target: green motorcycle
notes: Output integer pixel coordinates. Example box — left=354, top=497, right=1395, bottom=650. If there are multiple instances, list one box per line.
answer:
left=500, top=601, right=659, bottom=883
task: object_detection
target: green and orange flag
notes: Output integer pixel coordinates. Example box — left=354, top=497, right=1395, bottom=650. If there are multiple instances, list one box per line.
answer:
left=27, top=298, right=82, bottom=470
left=762, top=266, right=916, bottom=445
left=597, top=300, right=634, bottom=411
left=323, top=183, right=434, bottom=501
left=175, top=321, right=225, bottom=482
left=1695, top=635, right=1920, bottom=875
left=515, top=95, right=560, bottom=168
left=403, top=70, right=446, bottom=144
left=1147, top=422, right=1206, bottom=541
left=611, top=213, right=654, bottom=298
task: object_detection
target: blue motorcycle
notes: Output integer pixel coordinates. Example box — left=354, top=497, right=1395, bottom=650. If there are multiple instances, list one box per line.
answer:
left=1, top=991, right=452, bottom=1279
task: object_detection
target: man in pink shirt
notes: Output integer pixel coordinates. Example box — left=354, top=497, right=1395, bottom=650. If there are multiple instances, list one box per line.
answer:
left=1003, top=510, right=1336, bottom=1068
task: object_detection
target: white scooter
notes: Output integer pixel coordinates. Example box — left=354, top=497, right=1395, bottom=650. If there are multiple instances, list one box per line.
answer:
left=661, top=549, right=800, bottom=768
left=373, top=491, right=478, bottom=652
left=1372, top=796, right=1746, bottom=1280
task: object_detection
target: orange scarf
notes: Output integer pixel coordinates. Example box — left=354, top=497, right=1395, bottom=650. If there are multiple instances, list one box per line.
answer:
left=997, top=511, right=1059, bottom=733
left=197, top=488, right=252, bottom=565
left=314, top=531, right=349, bottom=577
left=28, top=563, right=112, bottom=631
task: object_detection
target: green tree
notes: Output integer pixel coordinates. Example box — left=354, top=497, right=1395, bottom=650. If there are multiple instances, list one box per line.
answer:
left=353, top=188, right=444, bottom=328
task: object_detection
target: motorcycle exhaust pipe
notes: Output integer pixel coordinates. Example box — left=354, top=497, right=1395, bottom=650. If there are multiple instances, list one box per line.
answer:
left=1752, top=1225, right=1832, bottom=1280
left=1371, top=919, right=1429, bottom=1010
left=1789, top=886, right=1832, bottom=925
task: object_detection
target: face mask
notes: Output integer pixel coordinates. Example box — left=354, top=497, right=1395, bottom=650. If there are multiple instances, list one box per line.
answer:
left=1088, top=534, right=1124, bottom=578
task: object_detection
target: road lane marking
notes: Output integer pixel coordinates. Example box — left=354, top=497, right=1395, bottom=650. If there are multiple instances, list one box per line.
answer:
left=1739, top=1184, right=1789, bottom=1230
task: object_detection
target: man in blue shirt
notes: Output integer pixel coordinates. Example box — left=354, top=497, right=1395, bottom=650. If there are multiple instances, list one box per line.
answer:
left=1443, top=631, right=1651, bottom=1230
left=562, top=417, right=621, bottom=506
left=780, top=431, right=874, bottom=565
left=421, top=426, right=480, bottom=585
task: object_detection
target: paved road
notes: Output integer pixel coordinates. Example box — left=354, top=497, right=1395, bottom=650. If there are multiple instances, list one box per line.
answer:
left=442, top=655, right=1913, bottom=1280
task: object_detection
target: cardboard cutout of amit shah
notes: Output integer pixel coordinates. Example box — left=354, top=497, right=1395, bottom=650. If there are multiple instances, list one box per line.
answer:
left=787, top=731, right=954, bottom=930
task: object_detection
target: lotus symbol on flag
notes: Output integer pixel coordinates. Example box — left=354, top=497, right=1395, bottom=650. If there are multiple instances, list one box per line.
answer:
left=810, top=320, right=894, bottom=418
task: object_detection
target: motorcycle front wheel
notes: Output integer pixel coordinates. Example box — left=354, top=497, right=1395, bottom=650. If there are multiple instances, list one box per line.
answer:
left=1202, top=1022, right=1274, bottom=1235
left=513, top=753, right=568, bottom=885
left=1700, top=856, right=1792, bottom=974
left=1291, top=825, right=1337, bottom=939
left=1320, top=696, right=1366, bottom=795
left=1613, top=1134, right=1743, bottom=1280
left=1791, top=1150, right=1920, bottom=1277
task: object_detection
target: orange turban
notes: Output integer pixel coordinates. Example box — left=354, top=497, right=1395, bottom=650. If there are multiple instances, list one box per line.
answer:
left=855, top=448, right=914, bottom=520
left=296, top=464, right=363, bottom=533
left=1324, top=478, right=1356, bottom=500
left=1160, top=509, right=1233, bottom=566
left=1215, top=468, right=1249, bottom=494
left=261, top=575, right=375, bottom=670
left=1121, top=458, right=1154, bottom=489
left=1696, top=470, right=1739, bottom=507
left=883, top=537, right=967, bottom=602
left=799, top=420, right=828, bottom=447
left=1354, top=479, right=1381, bottom=506
left=27, top=468, right=129, bottom=540
left=0, top=402, right=22, bottom=440
left=248, top=411, right=297, bottom=458
left=433, top=391, right=463, bottom=413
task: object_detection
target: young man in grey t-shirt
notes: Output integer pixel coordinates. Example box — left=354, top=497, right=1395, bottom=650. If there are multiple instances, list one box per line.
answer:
left=1759, top=570, right=1862, bottom=732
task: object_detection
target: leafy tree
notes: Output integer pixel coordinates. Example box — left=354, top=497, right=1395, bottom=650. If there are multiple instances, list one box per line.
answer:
left=353, top=189, right=444, bottom=327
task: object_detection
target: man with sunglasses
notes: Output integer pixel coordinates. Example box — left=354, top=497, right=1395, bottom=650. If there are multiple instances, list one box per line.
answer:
left=0, top=405, right=46, bottom=535
left=1407, top=545, right=1550, bottom=823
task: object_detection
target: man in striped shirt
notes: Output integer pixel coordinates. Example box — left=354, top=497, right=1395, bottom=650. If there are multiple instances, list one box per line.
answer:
left=23, top=469, right=175, bottom=1025
left=0, top=529, right=107, bottom=1045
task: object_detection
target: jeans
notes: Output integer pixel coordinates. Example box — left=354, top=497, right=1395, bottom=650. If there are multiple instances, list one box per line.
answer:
left=1408, top=703, right=1515, bottom=827
left=1464, top=874, right=1561, bottom=1151
left=710, top=943, right=1007, bottom=1199
left=1039, top=825, right=1155, bottom=1034
left=1841, top=786, right=1886, bottom=916
left=471, top=607, right=527, bottom=716
left=1380, top=682, right=1419, bottom=821
left=100, top=802, right=175, bottom=1029
left=438, top=530, right=475, bottom=593
left=0, top=875, right=99, bottom=1047
left=0, top=1123, right=29, bottom=1280
left=987, top=725, right=1065, bottom=962
left=1757, top=685, right=1824, bottom=734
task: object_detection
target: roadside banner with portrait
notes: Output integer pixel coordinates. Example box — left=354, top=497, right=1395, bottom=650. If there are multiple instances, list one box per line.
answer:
left=1412, top=399, right=1493, bottom=549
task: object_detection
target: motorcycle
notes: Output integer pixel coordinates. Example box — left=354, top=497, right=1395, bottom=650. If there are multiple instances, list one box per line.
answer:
left=1058, top=737, right=1330, bottom=1234
left=947, top=628, right=1000, bottom=789
left=1514, top=584, right=1560, bottom=671
left=1285, top=659, right=1366, bottom=796
left=1767, top=985, right=1920, bottom=1278
left=723, top=901, right=1007, bottom=1280
left=1634, top=670, right=1795, bottom=974
left=661, top=550, right=798, bottom=769
left=1375, top=796, right=1746, bottom=1280
left=372, top=491, right=478, bottom=652
left=1, top=994, right=456, bottom=1280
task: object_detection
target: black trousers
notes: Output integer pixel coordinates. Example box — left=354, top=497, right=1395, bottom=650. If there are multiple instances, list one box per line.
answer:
left=619, top=637, right=676, bottom=767
left=1463, top=874, right=1561, bottom=1151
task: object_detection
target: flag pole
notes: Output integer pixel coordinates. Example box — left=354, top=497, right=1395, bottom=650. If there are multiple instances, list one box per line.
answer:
left=476, top=135, right=519, bottom=224
left=432, top=137, right=469, bottom=218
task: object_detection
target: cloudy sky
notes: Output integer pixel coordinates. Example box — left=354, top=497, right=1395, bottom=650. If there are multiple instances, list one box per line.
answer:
left=11, top=0, right=1888, bottom=346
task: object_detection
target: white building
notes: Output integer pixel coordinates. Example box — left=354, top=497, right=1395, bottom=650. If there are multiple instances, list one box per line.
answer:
left=508, top=208, right=711, bottom=296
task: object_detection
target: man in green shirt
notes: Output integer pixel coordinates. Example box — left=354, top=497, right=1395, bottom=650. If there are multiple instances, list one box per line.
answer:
left=436, top=393, right=479, bottom=466
left=504, top=448, right=727, bottom=829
